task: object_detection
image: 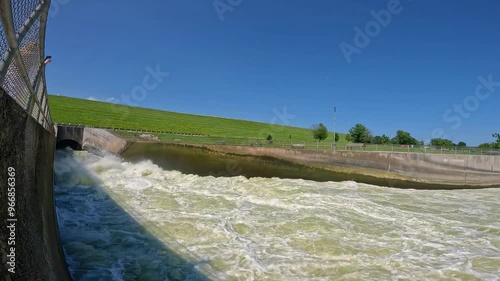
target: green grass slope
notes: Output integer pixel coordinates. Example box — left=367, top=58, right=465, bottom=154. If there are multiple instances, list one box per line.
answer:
left=48, top=95, right=345, bottom=143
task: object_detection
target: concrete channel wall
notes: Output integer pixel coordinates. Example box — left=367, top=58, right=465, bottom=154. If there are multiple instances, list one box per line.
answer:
left=203, top=145, right=500, bottom=187
left=0, top=90, right=71, bottom=280
left=55, top=126, right=129, bottom=154
left=82, top=128, right=129, bottom=154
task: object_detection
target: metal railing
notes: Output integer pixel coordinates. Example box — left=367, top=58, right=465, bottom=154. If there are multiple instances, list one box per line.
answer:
left=54, top=123, right=500, bottom=156
left=0, top=0, right=53, bottom=132
left=341, top=144, right=500, bottom=156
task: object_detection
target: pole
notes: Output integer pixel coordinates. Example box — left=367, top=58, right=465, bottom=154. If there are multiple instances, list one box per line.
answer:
left=333, top=106, right=336, bottom=150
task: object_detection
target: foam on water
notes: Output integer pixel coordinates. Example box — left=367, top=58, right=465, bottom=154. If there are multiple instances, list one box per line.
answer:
left=54, top=149, right=500, bottom=280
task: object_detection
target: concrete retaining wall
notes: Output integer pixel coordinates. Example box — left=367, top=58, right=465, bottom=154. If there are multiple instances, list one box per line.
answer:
left=55, top=126, right=129, bottom=154
left=55, top=126, right=83, bottom=150
left=55, top=126, right=83, bottom=145
left=82, top=128, right=129, bottom=154
left=203, top=145, right=500, bottom=187
left=0, top=90, right=71, bottom=280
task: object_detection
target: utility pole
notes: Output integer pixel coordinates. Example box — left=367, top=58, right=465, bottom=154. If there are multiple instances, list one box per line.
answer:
left=333, top=106, right=336, bottom=150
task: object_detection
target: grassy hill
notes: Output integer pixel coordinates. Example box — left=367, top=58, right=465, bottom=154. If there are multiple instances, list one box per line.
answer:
left=48, top=95, right=345, bottom=145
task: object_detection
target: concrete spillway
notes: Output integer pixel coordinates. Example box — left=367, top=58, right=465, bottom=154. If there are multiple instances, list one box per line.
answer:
left=2, top=84, right=500, bottom=280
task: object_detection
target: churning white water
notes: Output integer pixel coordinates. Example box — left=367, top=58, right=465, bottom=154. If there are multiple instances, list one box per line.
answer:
left=54, top=149, right=500, bottom=281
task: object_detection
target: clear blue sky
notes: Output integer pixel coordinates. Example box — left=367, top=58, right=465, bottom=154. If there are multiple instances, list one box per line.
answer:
left=45, top=0, right=499, bottom=145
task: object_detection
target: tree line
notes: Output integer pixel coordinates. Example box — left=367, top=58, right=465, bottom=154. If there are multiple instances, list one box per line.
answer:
left=311, top=123, right=500, bottom=149
left=478, top=133, right=500, bottom=149
left=344, top=124, right=424, bottom=145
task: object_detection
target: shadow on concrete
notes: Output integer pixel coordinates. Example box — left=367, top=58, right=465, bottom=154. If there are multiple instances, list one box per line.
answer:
left=54, top=149, right=212, bottom=281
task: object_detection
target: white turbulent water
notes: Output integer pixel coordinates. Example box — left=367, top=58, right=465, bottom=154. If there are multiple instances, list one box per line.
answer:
left=54, top=149, right=500, bottom=281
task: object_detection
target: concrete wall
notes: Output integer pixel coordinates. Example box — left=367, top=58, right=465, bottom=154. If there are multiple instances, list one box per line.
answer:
left=0, top=90, right=71, bottom=280
left=203, top=145, right=500, bottom=187
left=55, top=126, right=128, bottom=154
left=82, top=128, right=129, bottom=154
left=56, top=126, right=84, bottom=150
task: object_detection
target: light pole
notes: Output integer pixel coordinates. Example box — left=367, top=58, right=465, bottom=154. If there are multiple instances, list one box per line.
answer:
left=333, top=106, right=336, bottom=150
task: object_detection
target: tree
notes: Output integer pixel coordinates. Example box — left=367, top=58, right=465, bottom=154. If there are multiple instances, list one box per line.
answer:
left=312, top=123, right=328, bottom=142
left=371, top=134, right=391, bottom=145
left=493, top=133, right=500, bottom=148
left=347, top=124, right=371, bottom=143
left=380, top=134, right=391, bottom=144
left=431, top=138, right=454, bottom=148
left=494, top=133, right=500, bottom=142
left=266, top=134, right=273, bottom=144
left=479, top=134, right=500, bottom=149
left=457, top=141, right=467, bottom=147
left=479, top=143, right=491, bottom=149
left=333, top=133, right=340, bottom=142
left=371, top=136, right=384, bottom=144
left=392, top=130, right=418, bottom=145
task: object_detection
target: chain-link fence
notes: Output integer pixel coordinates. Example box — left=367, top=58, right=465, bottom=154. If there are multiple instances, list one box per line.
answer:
left=0, top=0, right=53, bottom=132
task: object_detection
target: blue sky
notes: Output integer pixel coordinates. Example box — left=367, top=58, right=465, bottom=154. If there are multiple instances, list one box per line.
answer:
left=45, top=0, right=499, bottom=145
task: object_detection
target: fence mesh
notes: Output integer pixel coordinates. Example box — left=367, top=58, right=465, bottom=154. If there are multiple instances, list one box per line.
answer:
left=1, top=0, right=52, bottom=132
left=19, top=18, right=41, bottom=83
left=12, top=0, right=41, bottom=32
left=0, top=24, right=8, bottom=57
left=3, top=60, right=31, bottom=108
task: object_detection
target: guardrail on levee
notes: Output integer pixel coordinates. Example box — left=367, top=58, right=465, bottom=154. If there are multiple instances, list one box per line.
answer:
left=0, top=0, right=53, bottom=132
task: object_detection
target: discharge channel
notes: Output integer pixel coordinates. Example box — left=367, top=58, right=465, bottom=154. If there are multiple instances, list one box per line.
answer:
left=54, top=149, right=500, bottom=280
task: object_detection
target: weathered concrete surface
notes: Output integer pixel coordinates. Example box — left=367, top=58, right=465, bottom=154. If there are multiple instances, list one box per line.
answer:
left=82, top=128, right=129, bottom=154
left=55, top=126, right=129, bottom=154
left=55, top=125, right=83, bottom=150
left=0, top=89, right=71, bottom=280
left=200, top=145, right=500, bottom=188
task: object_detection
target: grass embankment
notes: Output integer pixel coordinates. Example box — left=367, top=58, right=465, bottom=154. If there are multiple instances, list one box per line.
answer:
left=48, top=95, right=346, bottom=146
left=48, top=95, right=498, bottom=155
